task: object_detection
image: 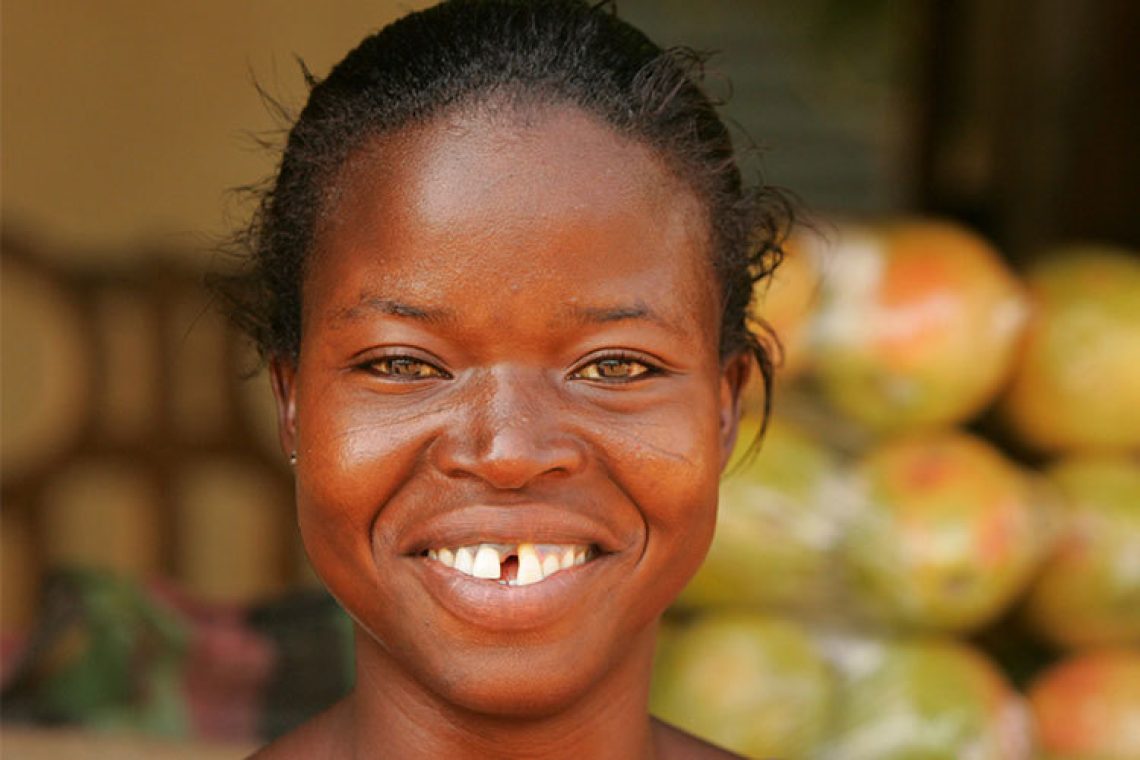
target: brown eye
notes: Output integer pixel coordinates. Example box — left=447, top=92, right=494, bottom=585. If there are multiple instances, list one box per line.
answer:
left=370, top=357, right=445, bottom=379
left=575, top=357, right=654, bottom=382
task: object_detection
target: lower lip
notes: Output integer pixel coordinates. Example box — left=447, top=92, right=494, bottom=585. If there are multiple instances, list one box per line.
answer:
left=411, top=554, right=612, bottom=632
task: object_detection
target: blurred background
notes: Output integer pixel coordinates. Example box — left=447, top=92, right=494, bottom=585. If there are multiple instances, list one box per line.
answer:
left=2, top=0, right=1138, bottom=757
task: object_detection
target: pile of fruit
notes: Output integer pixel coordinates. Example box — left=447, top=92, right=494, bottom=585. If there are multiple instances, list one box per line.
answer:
left=654, top=220, right=1140, bottom=759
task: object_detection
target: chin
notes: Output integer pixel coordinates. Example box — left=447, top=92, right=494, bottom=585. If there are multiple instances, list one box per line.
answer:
left=440, top=634, right=630, bottom=717
left=442, top=667, right=597, bottom=719
left=375, top=617, right=659, bottom=722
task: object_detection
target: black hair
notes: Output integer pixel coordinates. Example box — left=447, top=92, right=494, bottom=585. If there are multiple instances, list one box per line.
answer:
left=218, top=0, right=790, bottom=426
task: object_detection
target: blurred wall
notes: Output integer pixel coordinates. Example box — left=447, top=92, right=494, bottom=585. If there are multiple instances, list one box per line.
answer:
left=1, top=0, right=432, bottom=262
left=3, top=2, right=449, bottom=634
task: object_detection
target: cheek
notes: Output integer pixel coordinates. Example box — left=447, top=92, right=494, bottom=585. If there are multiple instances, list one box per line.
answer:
left=292, top=383, right=433, bottom=585
left=595, top=390, right=724, bottom=576
left=296, top=380, right=430, bottom=494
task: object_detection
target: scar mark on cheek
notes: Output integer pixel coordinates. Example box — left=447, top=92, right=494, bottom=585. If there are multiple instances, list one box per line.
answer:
left=325, top=405, right=451, bottom=441
left=597, top=423, right=696, bottom=466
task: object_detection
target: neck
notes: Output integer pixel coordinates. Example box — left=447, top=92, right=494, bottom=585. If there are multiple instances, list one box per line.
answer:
left=337, top=622, right=663, bottom=760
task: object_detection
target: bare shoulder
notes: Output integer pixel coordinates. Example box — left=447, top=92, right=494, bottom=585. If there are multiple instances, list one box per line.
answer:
left=651, top=718, right=743, bottom=759
left=247, top=699, right=348, bottom=760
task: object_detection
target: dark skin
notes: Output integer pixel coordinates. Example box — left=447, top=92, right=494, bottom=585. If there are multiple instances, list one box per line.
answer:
left=257, top=102, right=748, bottom=759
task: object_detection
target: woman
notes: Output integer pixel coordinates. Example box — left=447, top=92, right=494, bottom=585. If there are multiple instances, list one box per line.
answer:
left=219, top=1, right=787, bottom=756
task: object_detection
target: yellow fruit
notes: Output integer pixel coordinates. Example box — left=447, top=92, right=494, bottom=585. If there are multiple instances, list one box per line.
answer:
left=1024, top=456, right=1140, bottom=648
left=842, top=431, right=1057, bottom=633
left=1029, top=648, right=1140, bottom=760
left=1000, top=245, right=1140, bottom=453
left=651, top=612, right=833, bottom=759
left=811, top=219, right=1027, bottom=433
left=678, top=417, right=842, bottom=615
left=825, top=637, right=1031, bottom=760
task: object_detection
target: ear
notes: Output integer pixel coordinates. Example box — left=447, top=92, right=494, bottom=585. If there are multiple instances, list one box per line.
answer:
left=269, top=357, right=299, bottom=459
left=717, top=352, right=752, bottom=470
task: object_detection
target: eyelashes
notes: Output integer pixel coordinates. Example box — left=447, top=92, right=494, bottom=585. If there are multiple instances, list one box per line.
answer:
left=570, top=353, right=659, bottom=383
left=363, top=356, right=451, bottom=380
left=355, top=351, right=663, bottom=385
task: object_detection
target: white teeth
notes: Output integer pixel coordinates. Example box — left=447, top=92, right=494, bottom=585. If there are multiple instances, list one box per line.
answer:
left=516, top=543, right=544, bottom=586
left=428, top=542, right=596, bottom=585
left=472, top=544, right=503, bottom=580
left=454, top=546, right=475, bottom=575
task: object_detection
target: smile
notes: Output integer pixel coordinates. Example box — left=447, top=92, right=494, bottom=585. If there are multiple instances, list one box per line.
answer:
left=425, top=542, right=597, bottom=586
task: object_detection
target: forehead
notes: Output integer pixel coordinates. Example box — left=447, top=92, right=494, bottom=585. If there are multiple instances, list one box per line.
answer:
left=306, top=102, right=718, bottom=337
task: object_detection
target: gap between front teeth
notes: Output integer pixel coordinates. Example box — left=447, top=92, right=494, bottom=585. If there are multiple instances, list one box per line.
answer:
left=426, top=542, right=592, bottom=586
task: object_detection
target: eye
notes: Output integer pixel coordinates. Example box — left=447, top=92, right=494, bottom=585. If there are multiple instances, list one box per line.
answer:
left=363, top=356, right=449, bottom=380
left=573, top=354, right=658, bottom=383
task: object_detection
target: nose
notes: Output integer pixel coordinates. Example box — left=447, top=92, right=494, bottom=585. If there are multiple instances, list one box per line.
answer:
left=432, top=365, right=586, bottom=490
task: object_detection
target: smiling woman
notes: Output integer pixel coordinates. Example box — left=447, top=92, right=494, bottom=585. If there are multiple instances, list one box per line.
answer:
left=214, top=1, right=789, bottom=757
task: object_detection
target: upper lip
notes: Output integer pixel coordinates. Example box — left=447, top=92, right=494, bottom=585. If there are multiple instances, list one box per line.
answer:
left=397, top=504, right=627, bottom=557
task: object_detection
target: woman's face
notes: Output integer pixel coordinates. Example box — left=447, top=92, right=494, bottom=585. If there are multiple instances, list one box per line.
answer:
left=272, top=103, right=746, bottom=716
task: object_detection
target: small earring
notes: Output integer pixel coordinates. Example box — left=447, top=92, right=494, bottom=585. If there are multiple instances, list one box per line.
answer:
left=288, top=451, right=298, bottom=466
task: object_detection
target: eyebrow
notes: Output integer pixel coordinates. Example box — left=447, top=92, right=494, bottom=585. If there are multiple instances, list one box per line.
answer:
left=331, top=294, right=689, bottom=336
left=332, top=295, right=455, bottom=326
left=563, top=300, right=687, bottom=336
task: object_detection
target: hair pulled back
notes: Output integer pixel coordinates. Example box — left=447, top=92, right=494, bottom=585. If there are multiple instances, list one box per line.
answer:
left=220, top=0, right=789, bottom=423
